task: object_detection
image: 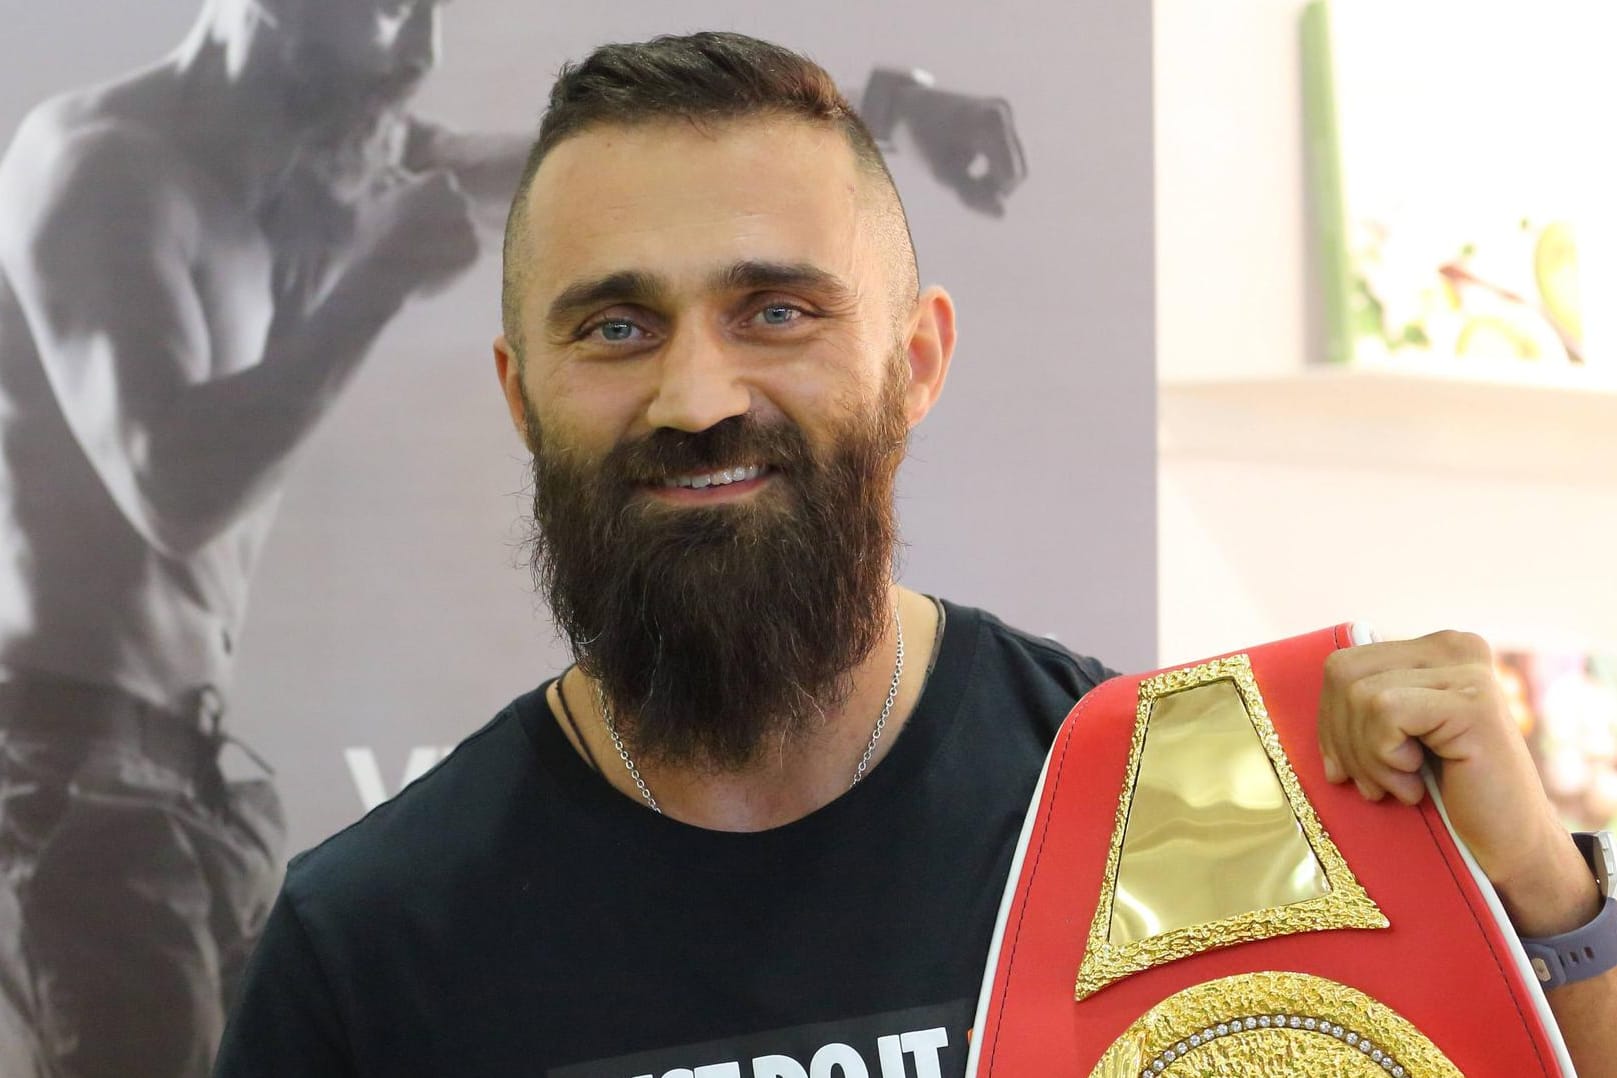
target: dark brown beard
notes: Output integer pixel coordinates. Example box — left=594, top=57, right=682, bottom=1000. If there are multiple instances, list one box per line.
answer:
left=524, top=367, right=908, bottom=771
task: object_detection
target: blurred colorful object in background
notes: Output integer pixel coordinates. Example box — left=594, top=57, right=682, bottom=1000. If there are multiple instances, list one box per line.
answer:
left=1498, top=650, right=1617, bottom=831
left=1302, top=0, right=1616, bottom=370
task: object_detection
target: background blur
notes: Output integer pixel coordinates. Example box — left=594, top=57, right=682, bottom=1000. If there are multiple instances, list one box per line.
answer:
left=1156, top=0, right=1617, bottom=832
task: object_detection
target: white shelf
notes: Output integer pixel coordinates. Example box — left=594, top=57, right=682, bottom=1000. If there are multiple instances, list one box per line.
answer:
left=1159, top=358, right=1617, bottom=486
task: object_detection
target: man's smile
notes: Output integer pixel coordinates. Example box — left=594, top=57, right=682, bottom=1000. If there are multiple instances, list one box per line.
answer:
left=647, top=464, right=773, bottom=502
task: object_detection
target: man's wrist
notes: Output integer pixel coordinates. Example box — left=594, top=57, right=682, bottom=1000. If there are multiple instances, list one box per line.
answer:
left=1496, top=827, right=1604, bottom=939
left=325, top=259, right=416, bottom=315
left=1517, top=832, right=1617, bottom=990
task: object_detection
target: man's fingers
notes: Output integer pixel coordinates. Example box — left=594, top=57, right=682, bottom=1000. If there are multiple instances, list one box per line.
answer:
left=1382, top=734, right=1426, bottom=774
left=1320, top=656, right=1509, bottom=812
left=1382, top=769, right=1428, bottom=806
left=1319, top=655, right=1498, bottom=799
left=1325, top=629, right=1492, bottom=686
left=1350, top=671, right=1498, bottom=759
left=975, top=97, right=1027, bottom=188
left=1348, top=756, right=1426, bottom=806
left=1321, top=748, right=1345, bottom=784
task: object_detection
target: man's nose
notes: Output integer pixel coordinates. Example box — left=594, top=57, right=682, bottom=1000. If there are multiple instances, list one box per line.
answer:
left=643, top=326, right=752, bottom=434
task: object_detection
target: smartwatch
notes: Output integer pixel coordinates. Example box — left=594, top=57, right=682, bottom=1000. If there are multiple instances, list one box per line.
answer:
left=1519, top=830, right=1617, bottom=989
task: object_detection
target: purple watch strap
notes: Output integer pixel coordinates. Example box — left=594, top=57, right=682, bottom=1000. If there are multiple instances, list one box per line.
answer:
left=1519, top=832, right=1617, bottom=990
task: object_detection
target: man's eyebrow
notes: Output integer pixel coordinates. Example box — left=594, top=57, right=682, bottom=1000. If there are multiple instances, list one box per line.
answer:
left=543, top=262, right=855, bottom=329
left=544, top=270, right=669, bottom=328
left=713, top=260, right=855, bottom=303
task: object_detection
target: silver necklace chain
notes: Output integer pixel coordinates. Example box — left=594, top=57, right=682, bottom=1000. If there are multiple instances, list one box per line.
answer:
left=597, top=606, right=906, bottom=815
left=851, top=607, right=905, bottom=786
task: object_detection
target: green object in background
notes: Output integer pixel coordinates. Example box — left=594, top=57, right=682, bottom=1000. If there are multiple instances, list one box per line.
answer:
left=1300, top=0, right=1353, bottom=365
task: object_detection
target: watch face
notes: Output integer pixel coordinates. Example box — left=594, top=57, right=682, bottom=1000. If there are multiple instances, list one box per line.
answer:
left=1592, top=831, right=1616, bottom=896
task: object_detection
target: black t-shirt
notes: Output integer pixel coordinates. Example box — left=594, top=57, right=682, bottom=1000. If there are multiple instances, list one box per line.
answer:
left=214, top=601, right=1115, bottom=1077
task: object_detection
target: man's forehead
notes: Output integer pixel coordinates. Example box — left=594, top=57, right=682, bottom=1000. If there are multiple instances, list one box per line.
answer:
left=521, top=118, right=870, bottom=289
left=532, top=115, right=859, bottom=196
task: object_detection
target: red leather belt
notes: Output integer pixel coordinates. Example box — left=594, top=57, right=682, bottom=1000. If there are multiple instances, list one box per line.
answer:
left=968, top=623, right=1571, bottom=1077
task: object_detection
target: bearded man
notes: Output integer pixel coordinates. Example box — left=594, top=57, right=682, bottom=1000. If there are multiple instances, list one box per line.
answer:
left=214, top=31, right=1617, bottom=1078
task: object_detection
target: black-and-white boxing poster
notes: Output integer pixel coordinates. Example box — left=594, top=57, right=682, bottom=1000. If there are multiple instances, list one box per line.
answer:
left=0, top=2, right=1155, bottom=1073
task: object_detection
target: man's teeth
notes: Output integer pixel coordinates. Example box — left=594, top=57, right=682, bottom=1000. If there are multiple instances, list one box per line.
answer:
left=662, top=465, right=765, bottom=490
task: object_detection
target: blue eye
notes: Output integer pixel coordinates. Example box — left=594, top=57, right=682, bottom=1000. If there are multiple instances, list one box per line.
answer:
left=759, top=305, right=799, bottom=326
left=598, top=320, right=637, bottom=342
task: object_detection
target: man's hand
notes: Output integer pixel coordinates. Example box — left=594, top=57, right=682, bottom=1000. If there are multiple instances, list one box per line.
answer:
left=1318, top=629, right=1615, bottom=1069
left=345, top=169, right=479, bottom=302
left=401, top=118, right=530, bottom=227
left=863, top=69, right=1027, bottom=217
left=1316, top=630, right=1598, bottom=932
left=903, top=86, right=1026, bottom=217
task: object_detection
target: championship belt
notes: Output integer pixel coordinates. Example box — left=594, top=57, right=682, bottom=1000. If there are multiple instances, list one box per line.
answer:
left=966, top=624, right=1575, bottom=1077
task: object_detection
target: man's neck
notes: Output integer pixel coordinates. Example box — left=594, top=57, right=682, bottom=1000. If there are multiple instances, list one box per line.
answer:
left=549, top=586, right=942, bottom=832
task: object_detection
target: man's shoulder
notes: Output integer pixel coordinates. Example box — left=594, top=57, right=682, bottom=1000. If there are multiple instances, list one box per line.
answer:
left=0, top=94, right=202, bottom=234
left=281, top=691, right=548, bottom=909
left=949, top=599, right=1119, bottom=700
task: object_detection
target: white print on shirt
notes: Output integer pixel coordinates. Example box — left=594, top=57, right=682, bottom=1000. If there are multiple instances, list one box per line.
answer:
left=343, top=745, right=453, bottom=810
left=630, top=1026, right=949, bottom=1078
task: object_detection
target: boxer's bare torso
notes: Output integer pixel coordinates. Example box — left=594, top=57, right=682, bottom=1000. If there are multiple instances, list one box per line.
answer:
left=0, top=51, right=481, bottom=707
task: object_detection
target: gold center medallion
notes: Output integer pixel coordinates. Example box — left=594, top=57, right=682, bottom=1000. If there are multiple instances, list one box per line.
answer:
left=1089, top=972, right=1464, bottom=1078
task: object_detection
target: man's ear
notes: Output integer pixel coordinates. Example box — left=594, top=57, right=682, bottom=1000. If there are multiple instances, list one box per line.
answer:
left=901, top=285, right=956, bottom=427
left=493, top=334, right=531, bottom=444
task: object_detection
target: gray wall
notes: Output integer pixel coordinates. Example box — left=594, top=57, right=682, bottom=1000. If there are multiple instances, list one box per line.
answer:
left=0, top=0, right=1156, bottom=852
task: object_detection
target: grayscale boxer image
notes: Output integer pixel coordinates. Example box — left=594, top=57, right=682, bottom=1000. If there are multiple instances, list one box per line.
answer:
left=0, top=3, right=1032, bottom=1075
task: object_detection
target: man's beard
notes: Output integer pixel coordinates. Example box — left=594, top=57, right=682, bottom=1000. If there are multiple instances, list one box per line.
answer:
left=524, top=366, right=909, bottom=772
